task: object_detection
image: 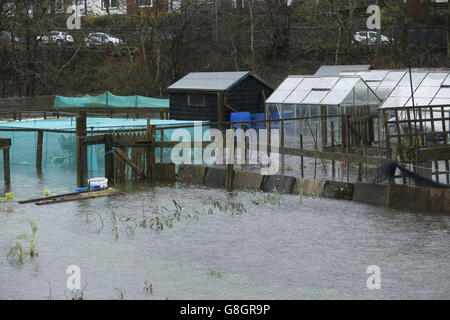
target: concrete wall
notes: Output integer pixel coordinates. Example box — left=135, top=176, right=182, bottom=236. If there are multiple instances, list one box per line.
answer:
left=162, top=165, right=450, bottom=214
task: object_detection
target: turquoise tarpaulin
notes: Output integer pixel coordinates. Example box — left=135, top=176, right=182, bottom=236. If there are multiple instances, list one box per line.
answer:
left=53, top=91, right=169, bottom=109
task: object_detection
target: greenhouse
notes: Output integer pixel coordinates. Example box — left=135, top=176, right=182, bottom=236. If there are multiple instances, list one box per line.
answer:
left=340, top=69, right=450, bottom=105
left=265, top=75, right=382, bottom=149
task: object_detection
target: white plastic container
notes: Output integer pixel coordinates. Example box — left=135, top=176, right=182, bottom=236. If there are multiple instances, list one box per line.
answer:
left=88, top=177, right=108, bottom=189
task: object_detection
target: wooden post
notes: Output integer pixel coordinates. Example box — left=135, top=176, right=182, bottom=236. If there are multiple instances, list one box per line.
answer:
left=300, top=134, right=304, bottom=178
left=226, top=164, right=234, bottom=192
left=217, top=92, right=223, bottom=131
left=36, top=130, right=43, bottom=174
left=447, top=0, right=450, bottom=68
left=320, top=105, right=328, bottom=148
left=146, top=123, right=155, bottom=181
left=314, top=124, right=318, bottom=180
left=104, top=134, right=114, bottom=186
left=382, top=111, right=391, bottom=160
left=281, top=117, right=285, bottom=174
left=160, top=128, right=164, bottom=163
left=331, top=121, right=336, bottom=179
left=263, top=103, right=267, bottom=130
left=3, top=147, right=10, bottom=187
left=76, top=112, right=87, bottom=187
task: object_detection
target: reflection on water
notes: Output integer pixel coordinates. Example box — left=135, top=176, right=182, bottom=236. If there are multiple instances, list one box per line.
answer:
left=0, top=183, right=449, bottom=300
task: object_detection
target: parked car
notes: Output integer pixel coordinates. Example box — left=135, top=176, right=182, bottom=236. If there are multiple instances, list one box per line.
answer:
left=37, top=31, right=74, bottom=45
left=84, top=33, right=124, bottom=47
left=1, top=31, right=23, bottom=44
left=353, top=31, right=392, bottom=46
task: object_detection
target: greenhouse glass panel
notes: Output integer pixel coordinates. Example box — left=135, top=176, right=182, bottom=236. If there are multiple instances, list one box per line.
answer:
left=405, top=97, right=432, bottom=106
left=375, top=85, right=395, bottom=99
left=385, top=71, right=406, bottom=81
left=435, top=87, right=450, bottom=99
left=333, top=77, right=359, bottom=91
left=362, top=70, right=388, bottom=81
left=398, top=72, right=427, bottom=88
left=302, top=90, right=328, bottom=104
left=430, top=99, right=450, bottom=106
left=420, top=73, right=447, bottom=86
left=382, top=97, right=408, bottom=108
left=414, top=86, right=440, bottom=98
left=321, top=91, right=348, bottom=105
left=443, top=74, right=450, bottom=87
left=295, top=78, right=320, bottom=91
left=313, top=77, right=339, bottom=90
left=390, top=86, right=414, bottom=97
left=284, top=89, right=310, bottom=104
left=265, top=77, right=304, bottom=103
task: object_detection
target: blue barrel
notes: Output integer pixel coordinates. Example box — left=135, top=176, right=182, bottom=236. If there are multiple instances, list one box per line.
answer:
left=230, top=112, right=251, bottom=129
left=251, top=113, right=265, bottom=129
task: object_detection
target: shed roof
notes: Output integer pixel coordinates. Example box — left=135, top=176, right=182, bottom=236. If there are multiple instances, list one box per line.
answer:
left=167, top=71, right=271, bottom=92
left=314, top=65, right=371, bottom=76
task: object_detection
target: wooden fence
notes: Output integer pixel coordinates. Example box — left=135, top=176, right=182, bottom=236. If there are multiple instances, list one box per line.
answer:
left=382, top=105, right=450, bottom=184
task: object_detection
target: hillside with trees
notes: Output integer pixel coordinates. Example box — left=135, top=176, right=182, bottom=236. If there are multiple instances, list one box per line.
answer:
left=0, top=0, right=449, bottom=98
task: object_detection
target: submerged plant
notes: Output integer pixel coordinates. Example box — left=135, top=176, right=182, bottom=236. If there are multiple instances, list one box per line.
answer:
left=173, top=199, right=183, bottom=221
left=111, top=210, right=119, bottom=240
left=7, top=222, right=38, bottom=264
left=149, top=216, right=164, bottom=231
left=8, top=243, right=25, bottom=264
left=143, top=281, right=153, bottom=295
left=44, top=188, right=51, bottom=197
left=0, top=192, right=13, bottom=202
left=114, top=288, right=126, bottom=300
left=298, top=187, right=303, bottom=204
left=272, top=189, right=281, bottom=205
left=206, top=270, right=222, bottom=279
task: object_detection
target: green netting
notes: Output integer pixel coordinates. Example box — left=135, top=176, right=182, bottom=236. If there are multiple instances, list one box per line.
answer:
left=0, top=118, right=209, bottom=198
left=54, top=91, right=169, bottom=109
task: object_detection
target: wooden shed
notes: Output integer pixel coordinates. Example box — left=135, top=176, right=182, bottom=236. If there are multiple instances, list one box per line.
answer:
left=167, top=71, right=273, bottom=128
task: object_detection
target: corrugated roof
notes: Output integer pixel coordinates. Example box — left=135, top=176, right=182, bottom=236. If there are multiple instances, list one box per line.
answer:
left=314, top=65, right=371, bottom=76
left=167, top=71, right=271, bottom=92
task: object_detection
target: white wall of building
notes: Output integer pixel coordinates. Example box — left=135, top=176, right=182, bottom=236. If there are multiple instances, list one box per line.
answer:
left=83, top=0, right=127, bottom=16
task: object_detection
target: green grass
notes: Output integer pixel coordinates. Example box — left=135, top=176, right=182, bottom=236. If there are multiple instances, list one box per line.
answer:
left=298, top=187, right=303, bottom=204
left=206, top=270, right=222, bottom=279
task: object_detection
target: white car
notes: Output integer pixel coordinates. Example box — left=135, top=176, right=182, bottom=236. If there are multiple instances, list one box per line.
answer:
left=37, top=31, right=74, bottom=45
left=84, top=32, right=124, bottom=47
left=353, top=31, right=392, bottom=46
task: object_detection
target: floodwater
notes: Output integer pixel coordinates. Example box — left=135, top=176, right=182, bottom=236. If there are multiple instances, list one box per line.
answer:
left=0, top=182, right=449, bottom=300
